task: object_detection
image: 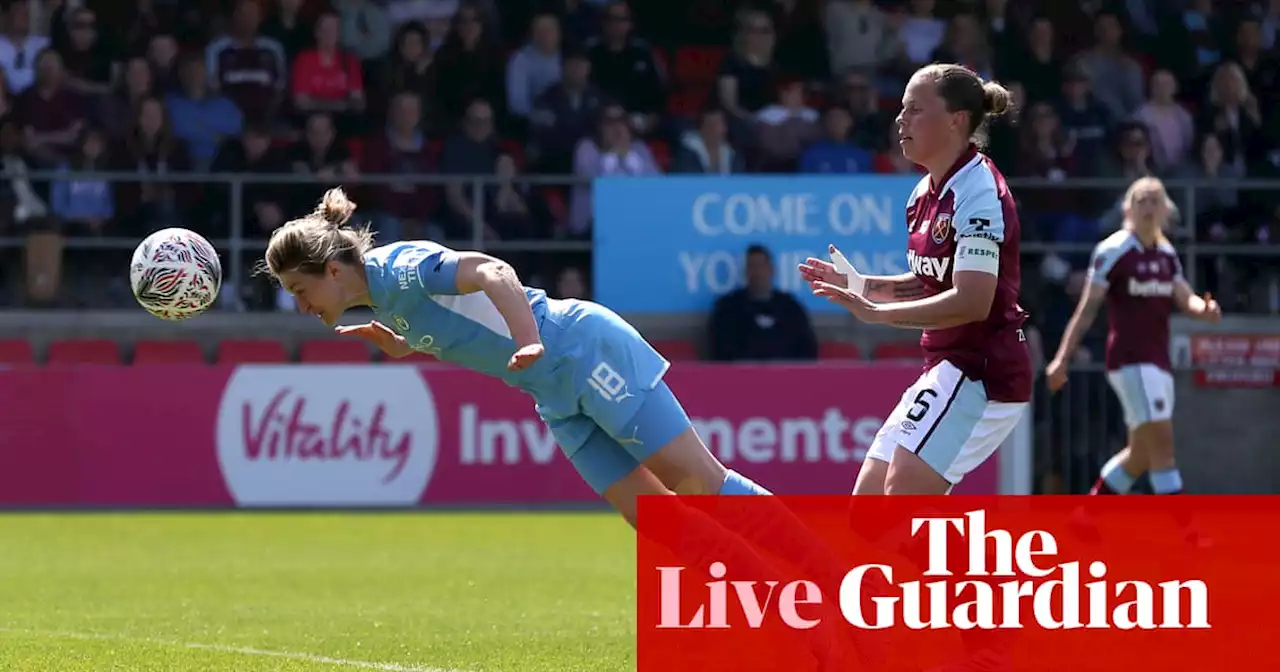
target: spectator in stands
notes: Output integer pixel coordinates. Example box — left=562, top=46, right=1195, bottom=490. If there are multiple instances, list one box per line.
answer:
left=753, top=76, right=819, bottom=171
left=362, top=90, right=439, bottom=242
left=1008, top=17, right=1062, bottom=105
left=335, top=0, right=393, bottom=63
left=386, top=0, right=461, bottom=28
left=14, top=49, right=84, bottom=167
left=1054, top=63, right=1112, bottom=176
left=708, top=243, right=817, bottom=362
left=895, top=0, right=945, bottom=68
left=147, top=34, right=181, bottom=94
left=0, top=2, right=50, bottom=94
left=439, top=98, right=501, bottom=238
left=288, top=112, right=357, bottom=213
left=557, top=0, right=600, bottom=48
left=554, top=265, right=588, bottom=299
left=569, top=104, right=659, bottom=236
left=800, top=105, right=871, bottom=174
left=1016, top=101, right=1088, bottom=243
left=839, top=69, right=891, bottom=152
left=1175, top=133, right=1242, bottom=247
left=210, top=123, right=290, bottom=238
left=1232, top=18, right=1280, bottom=115
left=1096, top=122, right=1165, bottom=232
left=112, top=97, right=191, bottom=239
left=207, top=0, right=287, bottom=125
left=528, top=48, right=602, bottom=174
left=97, top=57, right=155, bottom=140
left=56, top=7, right=115, bottom=97
left=874, top=121, right=922, bottom=174
left=487, top=153, right=548, bottom=240
left=0, top=116, right=57, bottom=305
left=1197, top=61, right=1265, bottom=172
left=1259, top=0, right=1280, bottom=51
left=506, top=12, right=563, bottom=125
left=0, top=69, right=12, bottom=119
left=823, top=0, right=897, bottom=78
left=120, top=1, right=185, bottom=58
left=261, top=0, right=314, bottom=61
left=291, top=11, right=367, bottom=137
left=979, top=0, right=1020, bottom=65
left=1168, top=0, right=1226, bottom=93
left=166, top=55, right=244, bottom=172
left=716, top=9, right=779, bottom=140
left=1076, top=12, right=1144, bottom=121
left=1133, top=69, right=1194, bottom=174
left=672, top=106, right=744, bottom=174
left=770, top=0, right=829, bottom=80
left=430, top=2, right=505, bottom=128
left=930, top=11, right=993, bottom=80
left=383, top=22, right=439, bottom=130
left=586, top=1, right=665, bottom=136
left=51, top=128, right=113, bottom=237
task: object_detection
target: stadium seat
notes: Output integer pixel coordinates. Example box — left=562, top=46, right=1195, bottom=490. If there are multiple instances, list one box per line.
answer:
left=873, top=341, right=923, bottom=361
left=216, top=339, right=290, bottom=364
left=673, top=46, right=725, bottom=87
left=652, top=339, right=699, bottom=361
left=46, top=339, right=122, bottom=365
left=647, top=139, right=672, bottom=171
left=0, top=338, right=34, bottom=364
left=132, top=339, right=206, bottom=364
left=819, top=341, right=862, bottom=360
left=299, top=339, right=373, bottom=363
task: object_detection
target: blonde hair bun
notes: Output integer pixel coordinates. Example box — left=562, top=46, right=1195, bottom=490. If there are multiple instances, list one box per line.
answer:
left=316, top=187, right=357, bottom=228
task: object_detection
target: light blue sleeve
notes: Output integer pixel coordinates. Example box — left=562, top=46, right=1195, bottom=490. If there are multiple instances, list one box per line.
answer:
left=390, top=242, right=464, bottom=296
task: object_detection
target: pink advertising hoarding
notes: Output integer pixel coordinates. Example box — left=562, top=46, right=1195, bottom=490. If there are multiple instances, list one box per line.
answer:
left=0, top=363, right=997, bottom=507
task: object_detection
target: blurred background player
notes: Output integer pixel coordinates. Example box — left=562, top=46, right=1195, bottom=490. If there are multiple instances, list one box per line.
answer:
left=800, top=63, right=1030, bottom=497
left=263, top=187, right=886, bottom=669
left=1046, top=177, right=1221, bottom=512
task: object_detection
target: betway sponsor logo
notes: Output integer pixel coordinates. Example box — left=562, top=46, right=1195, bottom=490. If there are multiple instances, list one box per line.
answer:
left=459, top=405, right=881, bottom=465
left=908, top=249, right=950, bottom=282
left=1128, top=278, right=1174, bottom=297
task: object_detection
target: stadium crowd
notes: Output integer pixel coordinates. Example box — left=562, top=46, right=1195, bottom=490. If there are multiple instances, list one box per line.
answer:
left=0, top=0, right=1277, bottom=317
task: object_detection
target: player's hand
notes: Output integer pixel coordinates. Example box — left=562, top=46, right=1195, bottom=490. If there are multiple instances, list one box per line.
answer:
left=335, top=321, right=413, bottom=358
left=1045, top=357, right=1068, bottom=393
left=1200, top=292, right=1222, bottom=323
left=812, top=281, right=879, bottom=323
left=508, top=343, right=544, bottom=372
left=798, top=247, right=848, bottom=287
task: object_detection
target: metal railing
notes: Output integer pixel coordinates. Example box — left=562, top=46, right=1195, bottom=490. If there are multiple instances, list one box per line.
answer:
left=6, top=171, right=1280, bottom=306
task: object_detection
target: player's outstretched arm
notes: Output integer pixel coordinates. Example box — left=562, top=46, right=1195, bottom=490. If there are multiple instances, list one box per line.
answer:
left=1173, top=279, right=1222, bottom=322
left=862, top=274, right=931, bottom=304
left=452, top=252, right=542, bottom=349
left=1045, top=283, right=1105, bottom=392
left=867, top=270, right=997, bottom=329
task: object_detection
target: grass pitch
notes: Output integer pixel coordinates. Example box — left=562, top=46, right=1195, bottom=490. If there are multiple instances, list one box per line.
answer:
left=0, top=513, right=634, bottom=671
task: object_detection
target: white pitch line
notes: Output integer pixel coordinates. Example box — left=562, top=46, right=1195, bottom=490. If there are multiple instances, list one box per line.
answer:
left=0, top=627, right=469, bottom=672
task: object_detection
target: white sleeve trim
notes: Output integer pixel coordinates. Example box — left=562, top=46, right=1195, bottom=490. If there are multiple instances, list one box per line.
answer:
left=954, top=236, right=1000, bottom=275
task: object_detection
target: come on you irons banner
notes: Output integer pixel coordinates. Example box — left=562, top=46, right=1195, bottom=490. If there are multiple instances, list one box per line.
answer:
left=593, top=175, right=920, bottom=313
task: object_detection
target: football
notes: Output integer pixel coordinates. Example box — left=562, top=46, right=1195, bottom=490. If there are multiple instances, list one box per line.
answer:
left=129, top=228, right=223, bottom=321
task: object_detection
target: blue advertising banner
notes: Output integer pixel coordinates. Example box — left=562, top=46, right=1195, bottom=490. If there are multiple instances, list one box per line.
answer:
left=593, top=175, right=920, bottom=314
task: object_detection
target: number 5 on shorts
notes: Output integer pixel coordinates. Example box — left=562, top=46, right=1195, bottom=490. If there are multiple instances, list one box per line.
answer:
left=905, top=389, right=939, bottom=423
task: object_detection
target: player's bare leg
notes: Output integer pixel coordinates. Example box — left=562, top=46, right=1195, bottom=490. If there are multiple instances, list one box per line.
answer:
left=1089, top=445, right=1149, bottom=495
left=641, top=427, right=729, bottom=495
left=884, top=446, right=952, bottom=495
left=852, top=457, right=890, bottom=495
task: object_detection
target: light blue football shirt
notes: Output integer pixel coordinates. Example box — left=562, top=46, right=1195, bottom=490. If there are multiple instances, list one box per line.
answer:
left=362, top=241, right=557, bottom=390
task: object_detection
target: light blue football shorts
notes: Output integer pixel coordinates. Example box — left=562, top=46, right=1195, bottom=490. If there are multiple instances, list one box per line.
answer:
left=535, top=302, right=694, bottom=494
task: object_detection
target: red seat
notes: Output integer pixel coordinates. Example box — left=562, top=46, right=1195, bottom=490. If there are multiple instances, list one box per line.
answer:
left=646, top=139, right=672, bottom=171
left=46, top=339, right=121, bottom=365
left=0, top=338, right=34, bottom=364
left=652, top=339, right=699, bottom=361
left=872, top=341, right=923, bottom=361
left=133, top=339, right=206, bottom=364
left=217, top=339, right=289, bottom=364
left=666, top=88, right=709, bottom=118
left=673, top=46, right=725, bottom=87
left=819, top=341, right=862, bottom=360
left=299, top=339, right=373, bottom=363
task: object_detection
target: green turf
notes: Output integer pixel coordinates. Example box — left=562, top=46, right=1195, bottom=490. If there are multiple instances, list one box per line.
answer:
left=0, top=513, right=636, bottom=672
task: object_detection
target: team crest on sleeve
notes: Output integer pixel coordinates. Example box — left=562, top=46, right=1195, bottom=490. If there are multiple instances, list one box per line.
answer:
left=932, top=213, right=953, bottom=244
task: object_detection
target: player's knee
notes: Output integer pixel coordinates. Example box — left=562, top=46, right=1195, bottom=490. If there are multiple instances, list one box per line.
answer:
left=885, top=447, right=952, bottom=495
